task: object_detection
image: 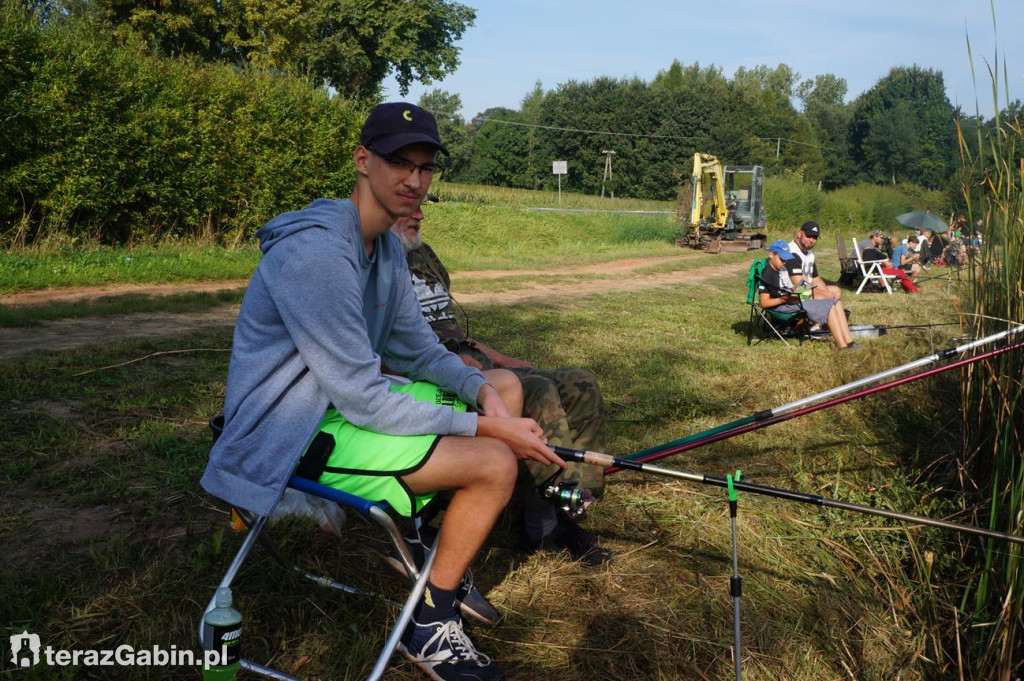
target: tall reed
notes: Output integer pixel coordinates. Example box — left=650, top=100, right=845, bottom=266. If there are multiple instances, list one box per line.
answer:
left=957, top=15, right=1024, bottom=677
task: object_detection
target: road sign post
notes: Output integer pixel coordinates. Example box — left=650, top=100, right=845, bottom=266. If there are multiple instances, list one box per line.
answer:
left=552, top=160, right=567, bottom=205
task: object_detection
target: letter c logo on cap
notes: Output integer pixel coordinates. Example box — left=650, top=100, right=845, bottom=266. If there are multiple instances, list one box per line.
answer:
left=402, top=109, right=412, bottom=122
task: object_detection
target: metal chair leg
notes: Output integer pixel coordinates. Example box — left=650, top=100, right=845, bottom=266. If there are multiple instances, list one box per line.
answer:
left=366, top=530, right=440, bottom=681
left=200, top=501, right=438, bottom=680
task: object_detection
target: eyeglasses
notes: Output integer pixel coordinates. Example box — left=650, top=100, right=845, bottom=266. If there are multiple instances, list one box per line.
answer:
left=369, top=147, right=443, bottom=178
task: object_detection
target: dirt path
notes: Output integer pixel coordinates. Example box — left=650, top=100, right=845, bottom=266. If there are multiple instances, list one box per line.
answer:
left=1, top=254, right=749, bottom=362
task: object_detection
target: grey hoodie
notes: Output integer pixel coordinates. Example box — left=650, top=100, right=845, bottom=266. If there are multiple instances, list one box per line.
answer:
left=200, top=198, right=487, bottom=515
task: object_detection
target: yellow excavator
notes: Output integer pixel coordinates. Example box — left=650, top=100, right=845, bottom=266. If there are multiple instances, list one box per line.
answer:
left=676, top=153, right=767, bottom=252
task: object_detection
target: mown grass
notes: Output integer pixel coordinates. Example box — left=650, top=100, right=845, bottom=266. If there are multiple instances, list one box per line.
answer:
left=1, top=241, right=977, bottom=679
left=432, top=182, right=675, bottom=213
left=0, top=288, right=246, bottom=327
left=0, top=245, right=260, bottom=294
left=3, top=180, right=826, bottom=297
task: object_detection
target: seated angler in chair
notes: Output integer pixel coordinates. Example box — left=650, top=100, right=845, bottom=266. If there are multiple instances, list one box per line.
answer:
left=391, top=202, right=611, bottom=567
left=201, top=103, right=565, bottom=681
left=859, top=231, right=918, bottom=293
left=759, top=240, right=858, bottom=350
left=787, top=221, right=843, bottom=301
left=890, top=236, right=922, bottom=285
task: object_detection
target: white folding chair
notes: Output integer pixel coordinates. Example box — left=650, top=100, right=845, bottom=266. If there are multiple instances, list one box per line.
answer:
left=198, top=415, right=436, bottom=681
left=852, top=238, right=896, bottom=295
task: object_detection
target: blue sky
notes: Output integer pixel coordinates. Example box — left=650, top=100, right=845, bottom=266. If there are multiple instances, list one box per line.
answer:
left=382, top=0, right=1023, bottom=120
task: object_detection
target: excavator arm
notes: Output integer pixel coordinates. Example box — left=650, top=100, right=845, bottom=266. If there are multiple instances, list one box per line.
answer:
left=690, top=153, right=730, bottom=232
left=678, top=152, right=766, bottom=252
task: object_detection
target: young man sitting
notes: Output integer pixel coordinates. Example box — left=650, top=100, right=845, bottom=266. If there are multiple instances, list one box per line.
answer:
left=202, top=103, right=565, bottom=681
left=890, top=235, right=922, bottom=284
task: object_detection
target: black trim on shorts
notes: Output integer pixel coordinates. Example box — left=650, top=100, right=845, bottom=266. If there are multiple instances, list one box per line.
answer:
left=319, top=435, right=443, bottom=518
left=295, top=431, right=335, bottom=481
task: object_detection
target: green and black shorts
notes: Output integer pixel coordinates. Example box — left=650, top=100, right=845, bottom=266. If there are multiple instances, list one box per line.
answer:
left=295, top=381, right=467, bottom=517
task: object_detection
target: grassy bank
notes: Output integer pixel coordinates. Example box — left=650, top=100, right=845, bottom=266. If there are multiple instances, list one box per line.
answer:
left=0, top=202, right=680, bottom=296
left=2, top=175, right=947, bottom=296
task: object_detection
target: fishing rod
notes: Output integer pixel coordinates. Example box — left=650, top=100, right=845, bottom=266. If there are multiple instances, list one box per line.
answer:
left=607, top=335, right=1024, bottom=474
left=875, top=321, right=962, bottom=331
left=554, top=446, right=1024, bottom=547
left=607, top=324, right=1024, bottom=474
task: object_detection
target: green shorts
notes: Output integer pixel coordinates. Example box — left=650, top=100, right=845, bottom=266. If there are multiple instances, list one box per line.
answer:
left=296, top=381, right=468, bottom=517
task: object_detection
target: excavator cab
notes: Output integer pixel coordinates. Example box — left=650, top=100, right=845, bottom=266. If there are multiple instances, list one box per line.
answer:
left=723, top=165, right=765, bottom=232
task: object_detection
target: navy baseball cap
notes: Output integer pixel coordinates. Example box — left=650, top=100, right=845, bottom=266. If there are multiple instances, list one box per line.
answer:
left=766, top=239, right=794, bottom=260
left=360, top=102, right=449, bottom=156
left=800, top=221, right=821, bottom=237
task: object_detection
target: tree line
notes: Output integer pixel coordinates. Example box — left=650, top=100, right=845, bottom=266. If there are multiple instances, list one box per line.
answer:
left=0, top=0, right=474, bottom=246
left=1, top=0, right=1017, bottom=246
left=428, top=60, right=1019, bottom=202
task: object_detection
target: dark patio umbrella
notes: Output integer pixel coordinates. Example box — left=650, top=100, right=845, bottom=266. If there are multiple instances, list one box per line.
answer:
left=895, top=210, right=948, bottom=233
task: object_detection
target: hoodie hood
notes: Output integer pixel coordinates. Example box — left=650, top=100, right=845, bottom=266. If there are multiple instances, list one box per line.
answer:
left=256, top=199, right=360, bottom=254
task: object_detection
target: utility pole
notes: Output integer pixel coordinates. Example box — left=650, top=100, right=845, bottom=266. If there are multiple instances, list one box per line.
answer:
left=601, top=150, right=616, bottom=198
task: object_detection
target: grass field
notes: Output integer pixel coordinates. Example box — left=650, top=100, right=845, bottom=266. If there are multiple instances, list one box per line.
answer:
left=1, top=208, right=982, bottom=679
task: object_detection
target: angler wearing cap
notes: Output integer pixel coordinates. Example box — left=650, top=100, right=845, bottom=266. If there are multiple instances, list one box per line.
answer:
left=391, top=198, right=612, bottom=568
left=858, top=230, right=919, bottom=293
left=759, top=240, right=858, bottom=350
left=858, top=230, right=887, bottom=260
left=202, top=102, right=563, bottom=681
left=787, top=221, right=843, bottom=301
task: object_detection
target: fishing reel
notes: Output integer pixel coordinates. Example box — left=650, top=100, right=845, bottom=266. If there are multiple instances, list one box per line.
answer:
left=537, top=470, right=592, bottom=519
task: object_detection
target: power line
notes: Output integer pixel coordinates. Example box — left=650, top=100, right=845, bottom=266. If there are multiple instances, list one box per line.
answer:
left=759, top=136, right=829, bottom=150
left=477, top=117, right=831, bottom=151
left=476, top=117, right=706, bottom=141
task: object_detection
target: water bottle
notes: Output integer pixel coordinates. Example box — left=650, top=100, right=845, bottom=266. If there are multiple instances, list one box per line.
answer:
left=202, top=587, right=242, bottom=680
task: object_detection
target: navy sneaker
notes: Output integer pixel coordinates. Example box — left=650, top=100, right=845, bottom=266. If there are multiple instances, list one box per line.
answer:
left=384, top=529, right=498, bottom=626
left=399, top=615, right=504, bottom=681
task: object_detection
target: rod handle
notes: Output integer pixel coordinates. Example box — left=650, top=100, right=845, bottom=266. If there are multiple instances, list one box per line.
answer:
left=550, top=445, right=614, bottom=468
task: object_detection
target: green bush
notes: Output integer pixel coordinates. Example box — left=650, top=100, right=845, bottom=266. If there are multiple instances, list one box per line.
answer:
left=764, top=176, right=946, bottom=238
left=0, top=3, right=363, bottom=247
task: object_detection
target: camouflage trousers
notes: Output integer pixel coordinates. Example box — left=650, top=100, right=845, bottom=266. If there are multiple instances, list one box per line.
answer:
left=511, top=367, right=607, bottom=511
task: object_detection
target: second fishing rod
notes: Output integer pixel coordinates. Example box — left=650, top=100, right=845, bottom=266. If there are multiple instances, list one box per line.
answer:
left=605, top=324, right=1024, bottom=474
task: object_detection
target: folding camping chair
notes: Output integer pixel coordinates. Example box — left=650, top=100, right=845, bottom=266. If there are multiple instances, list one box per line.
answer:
left=836, top=235, right=859, bottom=287
left=745, top=258, right=809, bottom=347
left=198, top=415, right=433, bottom=681
left=852, top=238, right=897, bottom=295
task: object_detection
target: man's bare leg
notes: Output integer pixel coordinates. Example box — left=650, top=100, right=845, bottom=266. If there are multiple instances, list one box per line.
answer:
left=482, top=368, right=524, bottom=416
left=401, top=436, right=517, bottom=589
left=813, top=284, right=843, bottom=300
left=827, top=302, right=853, bottom=348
